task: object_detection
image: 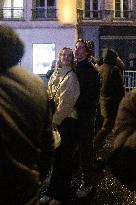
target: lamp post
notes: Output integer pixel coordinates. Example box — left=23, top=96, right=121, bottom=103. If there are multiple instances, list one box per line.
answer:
left=58, top=0, right=84, bottom=40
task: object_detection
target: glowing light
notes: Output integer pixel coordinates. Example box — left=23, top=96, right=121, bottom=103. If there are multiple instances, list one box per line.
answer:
left=58, top=0, right=77, bottom=24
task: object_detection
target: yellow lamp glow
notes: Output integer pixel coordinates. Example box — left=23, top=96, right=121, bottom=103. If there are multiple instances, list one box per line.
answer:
left=58, top=0, right=77, bottom=24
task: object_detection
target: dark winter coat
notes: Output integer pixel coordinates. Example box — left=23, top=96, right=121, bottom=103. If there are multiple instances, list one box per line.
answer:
left=99, top=64, right=125, bottom=118
left=0, top=24, right=54, bottom=205
left=109, top=89, right=136, bottom=190
left=75, top=59, right=100, bottom=113
left=0, top=66, right=54, bottom=205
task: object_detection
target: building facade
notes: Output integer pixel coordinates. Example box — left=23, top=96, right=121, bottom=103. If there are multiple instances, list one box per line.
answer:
left=0, top=0, right=76, bottom=74
left=79, top=0, right=136, bottom=70
left=0, top=0, right=136, bottom=73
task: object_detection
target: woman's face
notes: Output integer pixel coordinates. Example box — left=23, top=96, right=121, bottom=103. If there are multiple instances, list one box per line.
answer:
left=60, top=49, right=73, bottom=66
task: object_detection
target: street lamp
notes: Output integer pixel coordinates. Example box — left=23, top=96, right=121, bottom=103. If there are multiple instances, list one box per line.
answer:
left=58, top=0, right=84, bottom=40
left=58, top=0, right=77, bottom=25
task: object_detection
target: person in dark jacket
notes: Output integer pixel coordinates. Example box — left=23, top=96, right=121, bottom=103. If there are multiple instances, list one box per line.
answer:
left=74, top=39, right=100, bottom=198
left=0, top=24, right=54, bottom=205
left=95, top=48, right=125, bottom=152
left=46, top=60, right=56, bottom=80
left=108, top=89, right=136, bottom=191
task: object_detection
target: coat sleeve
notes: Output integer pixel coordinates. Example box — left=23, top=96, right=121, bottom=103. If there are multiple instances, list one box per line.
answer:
left=112, top=67, right=125, bottom=100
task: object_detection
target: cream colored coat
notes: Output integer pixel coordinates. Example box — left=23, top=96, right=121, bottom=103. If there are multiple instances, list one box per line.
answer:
left=48, top=66, right=80, bottom=125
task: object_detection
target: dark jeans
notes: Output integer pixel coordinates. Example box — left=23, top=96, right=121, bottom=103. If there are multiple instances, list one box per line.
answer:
left=76, top=111, right=96, bottom=185
left=47, top=117, right=78, bottom=202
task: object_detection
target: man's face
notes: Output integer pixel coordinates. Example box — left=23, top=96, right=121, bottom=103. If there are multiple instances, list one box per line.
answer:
left=74, top=41, right=88, bottom=62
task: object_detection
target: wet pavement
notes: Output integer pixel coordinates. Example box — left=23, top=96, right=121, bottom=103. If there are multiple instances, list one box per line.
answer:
left=40, top=136, right=136, bottom=205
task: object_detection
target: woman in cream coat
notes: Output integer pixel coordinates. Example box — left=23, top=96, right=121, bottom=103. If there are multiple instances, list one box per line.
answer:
left=45, top=47, right=80, bottom=205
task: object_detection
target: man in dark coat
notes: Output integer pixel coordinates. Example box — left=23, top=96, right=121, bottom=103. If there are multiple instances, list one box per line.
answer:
left=0, top=24, right=54, bottom=205
left=74, top=39, right=100, bottom=198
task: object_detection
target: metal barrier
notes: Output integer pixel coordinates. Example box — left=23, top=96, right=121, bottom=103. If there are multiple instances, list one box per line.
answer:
left=123, top=70, right=136, bottom=93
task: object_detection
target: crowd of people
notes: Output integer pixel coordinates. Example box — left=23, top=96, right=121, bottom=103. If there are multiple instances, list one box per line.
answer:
left=0, top=24, right=135, bottom=205
left=42, top=39, right=126, bottom=205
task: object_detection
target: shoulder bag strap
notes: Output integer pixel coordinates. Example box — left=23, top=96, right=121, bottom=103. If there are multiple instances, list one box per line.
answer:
left=52, top=69, right=72, bottom=99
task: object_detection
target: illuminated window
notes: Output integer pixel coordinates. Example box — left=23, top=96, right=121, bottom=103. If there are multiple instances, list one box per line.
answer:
left=3, top=0, right=23, bottom=18
left=33, top=44, right=55, bottom=74
left=115, top=0, right=129, bottom=18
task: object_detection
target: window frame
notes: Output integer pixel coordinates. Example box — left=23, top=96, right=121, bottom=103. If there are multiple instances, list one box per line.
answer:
left=34, top=0, right=56, bottom=19
left=2, top=0, right=24, bottom=19
left=114, top=0, right=129, bottom=18
left=84, top=0, right=99, bottom=19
